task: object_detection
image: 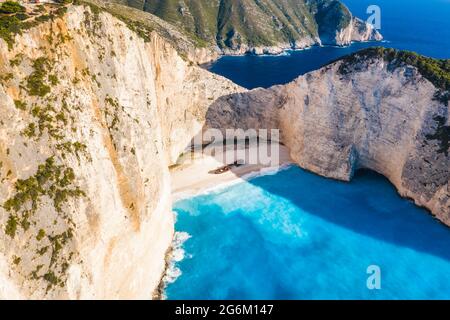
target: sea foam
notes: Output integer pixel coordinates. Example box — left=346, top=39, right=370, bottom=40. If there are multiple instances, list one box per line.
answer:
left=162, top=231, right=192, bottom=291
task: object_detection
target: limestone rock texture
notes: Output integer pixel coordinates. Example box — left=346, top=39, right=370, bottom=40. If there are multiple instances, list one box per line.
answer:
left=0, top=5, right=241, bottom=299
left=205, top=55, right=449, bottom=226
left=334, top=17, right=383, bottom=46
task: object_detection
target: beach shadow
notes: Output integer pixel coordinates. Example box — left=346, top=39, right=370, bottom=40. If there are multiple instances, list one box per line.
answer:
left=242, top=166, right=450, bottom=263
left=179, top=124, right=450, bottom=263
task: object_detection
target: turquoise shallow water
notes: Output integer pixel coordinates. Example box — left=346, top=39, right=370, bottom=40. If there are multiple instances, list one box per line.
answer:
left=166, top=167, right=450, bottom=300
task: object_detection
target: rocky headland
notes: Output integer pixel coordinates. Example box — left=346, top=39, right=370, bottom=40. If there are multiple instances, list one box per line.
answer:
left=205, top=48, right=450, bottom=225
left=126, top=0, right=382, bottom=56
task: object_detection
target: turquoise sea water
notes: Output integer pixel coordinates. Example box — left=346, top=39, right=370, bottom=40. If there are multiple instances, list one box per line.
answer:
left=165, top=0, right=450, bottom=300
left=207, top=0, right=450, bottom=89
left=167, top=167, right=450, bottom=300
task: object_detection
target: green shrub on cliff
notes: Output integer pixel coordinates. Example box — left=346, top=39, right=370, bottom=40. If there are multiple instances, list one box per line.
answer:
left=338, top=47, right=450, bottom=92
left=26, top=57, right=52, bottom=97
left=0, top=14, right=22, bottom=48
left=0, top=2, right=68, bottom=49
left=0, top=2, right=27, bottom=49
left=54, top=0, right=73, bottom=4
left=384, top=49, right=450, bottom=92
left=139, top=0, right=351, bottom=50
left=0, top=1, right=25, bottom=14
left=337, top=47, right=450, bottom=156
left=3, top=157, right=85, bottom=238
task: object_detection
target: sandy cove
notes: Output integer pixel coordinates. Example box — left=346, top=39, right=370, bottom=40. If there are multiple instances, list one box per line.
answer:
left=170, top=142, right=293, bottom=200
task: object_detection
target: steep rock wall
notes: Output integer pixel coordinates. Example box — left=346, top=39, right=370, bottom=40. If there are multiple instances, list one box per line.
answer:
left=334, top=17, right=383, bottom=46
left=0, top=4, right=241, bottom=299
left=205, top=55, right=449, bottom=225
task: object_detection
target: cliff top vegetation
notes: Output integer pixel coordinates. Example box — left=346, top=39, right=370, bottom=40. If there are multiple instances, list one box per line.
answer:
left=338, top=47, right=450, bottom=93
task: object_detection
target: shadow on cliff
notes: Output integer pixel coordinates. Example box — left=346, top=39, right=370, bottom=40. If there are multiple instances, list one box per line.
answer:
left=179, top=92, right=450, bottom=263
left=243, top=166, right=450, bottom=263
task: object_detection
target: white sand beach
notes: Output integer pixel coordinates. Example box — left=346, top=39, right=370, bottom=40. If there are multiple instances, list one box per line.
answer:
left=170, top=141, right=293, bottom=200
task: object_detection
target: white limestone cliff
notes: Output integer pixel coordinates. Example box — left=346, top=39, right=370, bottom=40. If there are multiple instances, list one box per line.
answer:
left=0, top=4, right=241, bottom=299
left=0, top=2, right=446, bottom=301
left=334, top=17, right=383, bottom=46
left=205, top=53, right=449, bottom=226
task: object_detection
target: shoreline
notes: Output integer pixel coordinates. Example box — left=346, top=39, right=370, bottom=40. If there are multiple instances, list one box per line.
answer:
left=172, top=163, right=295, bottom=202
left=170, top=143, right=293, bottom=201
left=159, top=142, right=293, bottom=299
left=201, top=40, right=387, bottom=68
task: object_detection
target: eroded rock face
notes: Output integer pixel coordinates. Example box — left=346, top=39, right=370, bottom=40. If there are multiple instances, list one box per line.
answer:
left=205, top=57, right=449, bottom=226
left=0, top=5, right=241, bottom=299
left=0, top=2, right=444, bottom=301
left=334, top=17, right=383, bottom=46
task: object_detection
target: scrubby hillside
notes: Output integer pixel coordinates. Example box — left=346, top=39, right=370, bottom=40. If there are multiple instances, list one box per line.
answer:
left=127, top=0, right=382, bottom=54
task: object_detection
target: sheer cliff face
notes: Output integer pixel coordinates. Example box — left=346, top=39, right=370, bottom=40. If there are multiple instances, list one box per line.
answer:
left=312, top=0, right=382, bottom=46
left=128, top=0, right=382, bottom=54
left=206, top=56, right=450, bottom=226
left=333, top=17, right=382, bottom=46
left=0, top=5, right=241, bottom=299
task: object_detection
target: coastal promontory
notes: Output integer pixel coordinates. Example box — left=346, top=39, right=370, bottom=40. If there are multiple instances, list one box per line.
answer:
left=126, top=0, right=382, bottom=55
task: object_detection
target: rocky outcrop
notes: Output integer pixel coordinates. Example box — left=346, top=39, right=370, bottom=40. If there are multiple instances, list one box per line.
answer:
left=333, top=17, right=383, bottom=46
left=205, top=49, right=449, bottom=226
left=0, top=4, right=241, bottom=299
left=219, top=38, right=318, bottom=56
left=312, top=0, right=382, bottom=46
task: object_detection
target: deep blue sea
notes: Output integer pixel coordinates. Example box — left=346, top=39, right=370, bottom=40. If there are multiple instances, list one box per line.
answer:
left=206, top=0, right=450, bottom=89
left=166, top=0, right=450, bottom=300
